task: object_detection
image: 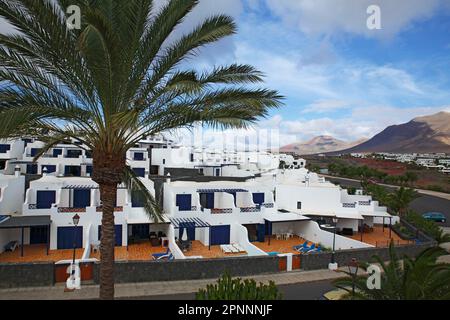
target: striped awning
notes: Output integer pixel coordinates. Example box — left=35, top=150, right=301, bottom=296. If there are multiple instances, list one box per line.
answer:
left=0, top=215, right=9, bottom=224
left=169, top=217, right=210, bottom=229
left=196, top=188, right=248, bottom=193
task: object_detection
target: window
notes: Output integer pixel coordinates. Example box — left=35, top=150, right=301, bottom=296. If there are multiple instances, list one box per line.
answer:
left=297, top=202, right=302, bottom=210
left=162, top=159, right=166, bottom=165
left=0, top=144, right=10, bottom=154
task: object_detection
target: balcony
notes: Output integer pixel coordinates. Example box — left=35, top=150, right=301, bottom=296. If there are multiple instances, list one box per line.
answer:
left=342, top=202, right=356, bottom=208
left=96, top=206, right=124, bottom=212
left=240, top=207, right=260, bottom=213
left=211, top=208, right=233, bottom=214
left=358, top=200, right=371, bottom=206
left=57, top=207, right=87, bottom=213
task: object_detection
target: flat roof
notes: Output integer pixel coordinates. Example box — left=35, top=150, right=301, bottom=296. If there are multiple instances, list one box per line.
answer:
left=264, top=212, right=310, bottom=223
left=0, top=215, right=51, bottom=228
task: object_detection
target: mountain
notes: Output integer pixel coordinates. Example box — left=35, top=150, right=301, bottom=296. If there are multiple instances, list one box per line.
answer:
left=280, top=135, right=366, bottom=155
left=336, top=111, right=450, bottom=154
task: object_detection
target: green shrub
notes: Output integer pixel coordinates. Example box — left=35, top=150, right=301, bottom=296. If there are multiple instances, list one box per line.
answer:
left=404, top=211, right=442, bottom=241
left=196, top=273, right=282, bottom=300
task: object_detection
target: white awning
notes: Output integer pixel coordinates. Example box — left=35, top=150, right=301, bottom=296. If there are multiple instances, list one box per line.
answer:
left=360, top=211, right=392, bottom=218
left=294, top=210, right=364, bottom=220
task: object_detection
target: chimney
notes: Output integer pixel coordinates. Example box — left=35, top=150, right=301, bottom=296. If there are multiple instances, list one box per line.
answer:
left=166, top=172, right=171, bottom=184
left=14, top=165, right=21, bottom=177
left=42, top=166, right=48, bottom=177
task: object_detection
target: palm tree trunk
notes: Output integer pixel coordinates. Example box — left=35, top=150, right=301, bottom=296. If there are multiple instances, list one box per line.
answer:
left=99, top=183, right=117, bottom=300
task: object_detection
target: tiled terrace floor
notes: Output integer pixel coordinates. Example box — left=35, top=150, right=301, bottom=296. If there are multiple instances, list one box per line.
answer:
left=182, top=241, right=246, bottom=259
left=0, top=245, right=85, bottom=263
left=347, top=226, right=413, bottom=247
left=0, top=243, right=170, bottom=263
left=253, top=236, right=312, bottom=254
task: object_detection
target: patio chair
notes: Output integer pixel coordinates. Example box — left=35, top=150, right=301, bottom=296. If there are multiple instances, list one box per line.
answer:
left=152, top=248, right=170, bottom=260
left=220, top=244, right=232, bottom=254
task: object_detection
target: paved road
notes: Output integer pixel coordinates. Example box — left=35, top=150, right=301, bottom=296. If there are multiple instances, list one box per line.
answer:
left=124, top=280, right=335, bottom=300
left=324, top=176, right=450, bottom=227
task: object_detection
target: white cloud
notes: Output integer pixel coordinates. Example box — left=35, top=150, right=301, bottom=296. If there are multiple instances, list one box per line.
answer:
left=302, top=99, right=350, bottom=114
left=265, top=0, right=443, bottom=39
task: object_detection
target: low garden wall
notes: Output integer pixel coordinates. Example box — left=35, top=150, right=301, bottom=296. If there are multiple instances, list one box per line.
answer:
left=93, top=255, right=281, bottom=284
left=0, top=262, right=54, bottom=289
left=300, top=242, right=436, bottom=271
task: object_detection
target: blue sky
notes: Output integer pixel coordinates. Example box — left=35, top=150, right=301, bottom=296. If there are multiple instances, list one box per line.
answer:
left=1, top=0, right=449, bottom=148
left=174, top=0, right=450, bottom=147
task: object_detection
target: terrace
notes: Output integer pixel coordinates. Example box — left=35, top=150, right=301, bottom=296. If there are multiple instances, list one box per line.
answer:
left=0, top=243, right=171, bottom=263
left=253, top=235, right=313, bottom=255
left=346, top=225, right=412, bottom=247
left=182, top=240, right=246, bottom=259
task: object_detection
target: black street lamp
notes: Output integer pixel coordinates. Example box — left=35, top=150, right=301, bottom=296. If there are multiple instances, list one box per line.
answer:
left=331, top=217, right=338, bottom=264
left=71, top=214, right=80, bottom=277
left=348, top=258, right=359, bottom=299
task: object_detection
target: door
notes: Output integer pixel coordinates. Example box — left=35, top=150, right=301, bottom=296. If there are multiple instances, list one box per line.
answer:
left=98, top=225, right=123, bottom=246
left=210, top=225, right=230, bottom=245
left=245, top=224, right=258, bottom=242
left=30, top=226, right=48, bottom=244
left=215, top=168, right=220, bottom=177
left=131, top=224, right=149, bottom=239
left=199, top=193, right=214, bottom=209
left=73, top=189, right=91, bottom=208
left=132, top=167, right=145, bottom=177
left=57, top=226, right=83, bottom=249
left=36, top=190, right=56, bottom=209
left=252, top=193, right=265, bottom=206
left=176, top=194, right=192, bottom=211
left=26, top=164, right=38, bottom=174
left=131, top=190, right=145, bottom=207
left=42, top=165, right=56, bottom=173
left=257, top=224, right=266, bottom=242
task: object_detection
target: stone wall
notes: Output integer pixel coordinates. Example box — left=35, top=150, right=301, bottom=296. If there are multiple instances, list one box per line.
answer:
left=93, top=255, right=280, bottom=284
left=0, top=262, right=54, bottom=289
left=300, top=242, right=436, bottom=271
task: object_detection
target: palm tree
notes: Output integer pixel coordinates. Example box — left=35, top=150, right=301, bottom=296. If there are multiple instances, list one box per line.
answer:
left=0, top=0, right=282, bottom=299
left=388, top=187, right=418, bottom=216
left=333, top=243, right=450, bottom=300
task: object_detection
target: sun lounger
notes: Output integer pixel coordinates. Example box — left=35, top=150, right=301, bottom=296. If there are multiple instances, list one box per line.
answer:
left=305, top=245, right=321, bottom=254
left=220, top=244, right=233, bottom=253
left=156, top=253, right=174, bottom=261
left=231, top=244, right=246, bottom=253
left=152, top=248, right=170, bottom=260
left=4, top=241, right=18, bottom=252
left=293, top=241, right=307, bottom=251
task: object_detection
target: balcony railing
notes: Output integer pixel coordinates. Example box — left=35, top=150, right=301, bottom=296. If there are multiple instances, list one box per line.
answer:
left=211, top=208, right=233, bottom=214
left=240, top=207, right=260, bottom=213
left=358, top=200, right=371, bottom=206
left=58, top=207, right=87, bottom=213
left=342, top=203, right=356, bottom=208
left=262, top=203, right=274, bottom=208
left=96, top=206, right=124, bottom=212
left=28, top=204, right=37, bottom=210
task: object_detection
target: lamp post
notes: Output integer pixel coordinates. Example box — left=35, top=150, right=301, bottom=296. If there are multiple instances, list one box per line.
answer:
left=348, top=258, right=359, bottom=299
left=327, top=216, right=339, bottom=270
left=71, top=214, right=80, bottom=277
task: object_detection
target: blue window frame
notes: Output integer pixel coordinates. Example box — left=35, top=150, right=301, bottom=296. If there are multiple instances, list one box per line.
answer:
left=30, top=148, right=41, bottom=157
left=199, top=193, right=214, bottom=209
left=52, top=148, right=62, bottom=157
left=179, top=223, right=195, bottom=240
left=176, top=194, right=192, bottom=211
left=66, top=149, right=82, bottom=158
left=26, top=164, right=38, bottom=174
left=131, top=190, right=145, bottom=208
left=64, top=165, right=81, bottom=177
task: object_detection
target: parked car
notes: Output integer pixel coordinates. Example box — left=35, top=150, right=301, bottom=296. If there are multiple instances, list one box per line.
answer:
left=422, top=212, right=446, bottom=223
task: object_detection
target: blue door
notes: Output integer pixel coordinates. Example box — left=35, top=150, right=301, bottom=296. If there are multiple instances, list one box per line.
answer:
left=200, top=193, right=214, bottom=209
left=253, top=193, right=265, bottom=206
left=179, top=224, right=195, bottom=240
left=257, top=224, right=266, bottom=242
left=210, top=225, right=230, bottom=245
left=57, top=226, right=83, bottom=249
left=176, top=194, right=192, bottom=211
left=98, top=225, right=123, bottom=246
left=52, top=148, right=62, bottom=157
left=30, top=226, right=48, bottom=244
left=36, top=191, right=56, bottom=209
left=42, top=165, right=56, bottom=173
left=132, top=167, right=145, bottom=177
left=27, top=164, right=38, bottom=174
left=73, top=189, right=91, bottom=208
